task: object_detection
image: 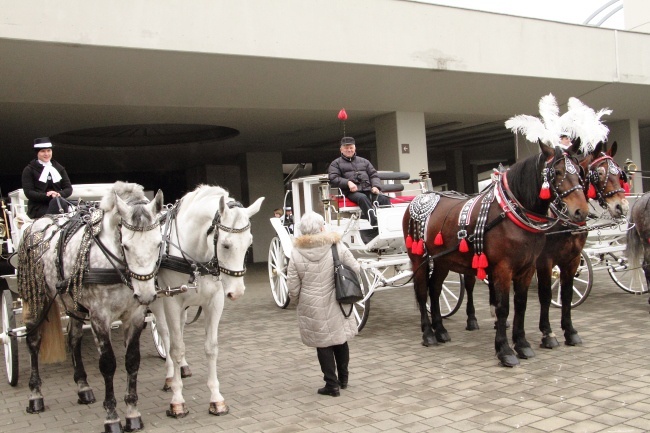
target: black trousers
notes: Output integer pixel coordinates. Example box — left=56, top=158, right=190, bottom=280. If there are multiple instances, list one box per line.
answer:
left=345, top=192, right=391, bottom=226
left=46, top=196, right=71, bottom=215
left=316, top=342, right=349, bottom=388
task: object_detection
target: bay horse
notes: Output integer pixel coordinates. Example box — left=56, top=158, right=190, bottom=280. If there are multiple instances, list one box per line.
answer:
left=403, top=142, right=588, bottom=367
left=17, top=181, right=164, bottom=433
left=148, top=185, right=263, bottom=418
left=535, top=141, right=628, bottom=348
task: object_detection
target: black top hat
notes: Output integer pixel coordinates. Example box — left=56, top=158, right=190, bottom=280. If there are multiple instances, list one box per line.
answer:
left=340, top=136, right=355, bottom=146
left=33, top=137, right=53, bottom=150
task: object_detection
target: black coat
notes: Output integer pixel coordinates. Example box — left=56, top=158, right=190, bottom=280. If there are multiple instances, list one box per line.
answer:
left=21, top=159, right=73, bottom=219
left=328, top=154, right=382, bottom=194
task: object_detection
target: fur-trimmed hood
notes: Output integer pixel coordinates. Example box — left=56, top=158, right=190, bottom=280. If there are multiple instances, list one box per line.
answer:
left=293, top=232, right=342, bottom=262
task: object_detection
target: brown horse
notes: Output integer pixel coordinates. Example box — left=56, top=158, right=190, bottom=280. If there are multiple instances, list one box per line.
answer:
left=626, top=191, right=650, bottom=299
left=403, top=142, right=588, bottom=367
left=536, top=141, right=628, bottom=348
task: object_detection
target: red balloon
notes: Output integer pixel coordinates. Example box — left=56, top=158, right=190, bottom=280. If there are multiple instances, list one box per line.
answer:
left=338, top=109, right=348, bottom=121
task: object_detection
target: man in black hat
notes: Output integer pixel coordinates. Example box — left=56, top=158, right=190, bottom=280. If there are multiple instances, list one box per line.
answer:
left=21, top=137, right=73, bottom=219
left=328, top=137, right=390, bottom=242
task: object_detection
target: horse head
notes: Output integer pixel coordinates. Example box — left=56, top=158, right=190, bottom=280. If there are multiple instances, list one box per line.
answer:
left=540, top=141, right=589, bottom=223
left=209, top=195, right=264, bottom=300
left=114, top=189, right=164, bottom=306
left=585, top=141, right=629, bottom=218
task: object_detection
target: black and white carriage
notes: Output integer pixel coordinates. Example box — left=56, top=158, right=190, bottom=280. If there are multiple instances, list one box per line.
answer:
left=268, top=171, right=465, bottom=331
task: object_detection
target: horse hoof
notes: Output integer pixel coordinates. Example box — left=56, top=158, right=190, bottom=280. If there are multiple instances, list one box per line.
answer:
left=465, top=320, right=479, bottom=331
left=515, top=346, right=535, bottom=359
left=166, top=403, right=189, bottom=418
left=565, top=333, right=583, bottom=346
left=124, top=416, right=144, bottom=432
left=104, top=420, right=123, bottom=433
left=162, top=378, right=172, bottom=392
left=540, top=335, right=560, bottom=349
left=421, top=336, right=437, bottom=347
left=209, top=401, right=229, bottom=416
left=26, top=397, right=45, bottom=414
left=498, top=354, right=520, bottom=367
left=77, top=389, right=96, bottom=404
left=180, top=366, right=192, bottom=378
left=435, top=331, right=451, bottom=343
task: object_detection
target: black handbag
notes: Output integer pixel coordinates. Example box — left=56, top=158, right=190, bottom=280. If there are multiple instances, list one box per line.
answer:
left=331, top=244, right=363, bottom=318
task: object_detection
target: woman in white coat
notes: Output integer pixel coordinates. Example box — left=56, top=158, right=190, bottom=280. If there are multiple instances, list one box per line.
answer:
left=287, top=212, right=359, bottom=397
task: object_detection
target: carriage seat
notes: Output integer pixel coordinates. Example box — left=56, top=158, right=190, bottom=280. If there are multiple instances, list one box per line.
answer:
left=335, top=195, right=415, bottom=211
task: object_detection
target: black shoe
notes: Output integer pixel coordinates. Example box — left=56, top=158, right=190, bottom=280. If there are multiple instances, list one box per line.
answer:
left=338, top=380, right=348, bottom=390
left=317, top=386, right=340, bottom=397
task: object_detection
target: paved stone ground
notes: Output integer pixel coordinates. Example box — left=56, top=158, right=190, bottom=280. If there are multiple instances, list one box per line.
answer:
left=1, top=262, right=649, bottom=433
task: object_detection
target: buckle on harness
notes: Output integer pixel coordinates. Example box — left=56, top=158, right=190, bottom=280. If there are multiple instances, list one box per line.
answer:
left=457, top=229, right=467, bottom=239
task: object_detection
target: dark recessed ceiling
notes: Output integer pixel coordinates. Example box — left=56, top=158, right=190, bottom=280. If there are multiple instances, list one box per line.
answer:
left=52, top=124, right=239, bottom=148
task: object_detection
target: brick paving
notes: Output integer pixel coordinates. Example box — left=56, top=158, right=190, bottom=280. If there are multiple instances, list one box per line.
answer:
left=1, top=263, right=649, bottom=432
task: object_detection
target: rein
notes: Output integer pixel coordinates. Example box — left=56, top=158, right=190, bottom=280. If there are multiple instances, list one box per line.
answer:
left=588, top=154, right=626, bottom=208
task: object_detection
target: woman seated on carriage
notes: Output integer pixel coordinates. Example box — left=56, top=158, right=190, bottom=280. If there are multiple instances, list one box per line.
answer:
left=21, top=137, right=73, bottom=219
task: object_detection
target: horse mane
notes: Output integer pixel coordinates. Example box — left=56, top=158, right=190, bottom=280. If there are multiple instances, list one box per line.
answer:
left=182, top=184, right=231, bottom=209
left=506, top=152, right=544, bottom=211
left=99, top=181, right=154, bottom=225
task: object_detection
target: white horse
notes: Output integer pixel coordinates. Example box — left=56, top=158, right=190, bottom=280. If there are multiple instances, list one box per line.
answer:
left=149, top=185, right=263, bottom=417
left=17, top=181, right=163, bottom=433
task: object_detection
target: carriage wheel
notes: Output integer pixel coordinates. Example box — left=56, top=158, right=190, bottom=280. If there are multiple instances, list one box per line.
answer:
left=1, top=289, right=18, bottom=386
left=550, top=250, right=593, bottom=308
left=424, top=273, right=465, bottom=318
left=149, top=313, right=167, bottom=360
left=607, top=258, right=649, bottom=295
left=353, top=273, right=371, bottom=332
left=268, top=237, right=290, bottom=308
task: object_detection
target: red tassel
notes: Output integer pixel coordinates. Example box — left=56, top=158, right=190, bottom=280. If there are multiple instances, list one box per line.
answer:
left=405, top=235, right=413, bottom=248
left=458, top=238, right=469, bottom=253
left=623, top=182, right=630, bottom=194
left=411, top=239, right=420, bottom=255
left=472, top=253, right=479, bottom=269
left=416, top=239, right=425, bottom=255
left=337, top=108, right=348, bottom=121
left=539, top=182, right=551, bottom=200
left=476, top=267, right=487, bottom=280
left=587, top=184, right=597, bottom=199
left=478, top=253, right=488, bottom=268
left=434, top=232, right=444, bottom=246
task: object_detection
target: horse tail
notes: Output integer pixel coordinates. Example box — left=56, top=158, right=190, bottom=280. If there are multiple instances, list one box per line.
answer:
left=25, top=300, right=67, bottom=364
left=626, top=199, right=644, bottom=269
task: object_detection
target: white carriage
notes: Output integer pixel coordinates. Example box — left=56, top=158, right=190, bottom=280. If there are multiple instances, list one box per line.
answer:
left=549, top=194, right=648, bottom=308
left=0, top=185, right=165, bottom=386
left=268, top=172, right=465, bottom=331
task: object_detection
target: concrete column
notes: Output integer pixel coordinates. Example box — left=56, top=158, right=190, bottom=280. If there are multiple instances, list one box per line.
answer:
left=608, top=119, right=643, bottom=193
left=242, top=152, right=284, bottom=263
left=375, top=112, right=428, bottom=183
left=444, top=149, right=465, bottom=192
left=186, top=165, right=242, bottom=198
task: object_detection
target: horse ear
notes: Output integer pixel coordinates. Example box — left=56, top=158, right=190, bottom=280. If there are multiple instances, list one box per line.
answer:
left=114, top=193, right=130, bottom=220
left=568, top=139, right=581, bottom=155
left=150, top=189, right=164, bottom=215
left=607, top=141, right=618, bottom=157
left=538, top=139, right=554, bottom=159
left=593, top=141, right=603, bottom=156
left=218, top=196, right=227, bottom=215
left=246, top=197, right=265, bottom=218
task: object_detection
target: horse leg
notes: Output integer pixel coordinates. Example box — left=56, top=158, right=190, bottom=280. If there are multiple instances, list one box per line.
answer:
left=560, top=258, right=582, bottom=346
left=512, top=274, right=535, bottom=360
left=464, top=274, right=479, bottom=331
left=68, top=313, right=97, bottom=404
left=204, top=295, right=229, bottom=416
left=90, top=317, right=122, bottom=433
left=430, top=268, right=450, bottom=343
left=179, top=308, right=192, bottom=379
left=123, top=309, right=147, bottom=432
left=25, top=322, right=45, bottom=413
left=164, top=299, right=189, bottom=418
left=148, top=301, right=175, bottom=391
left=413, top=258, right=436, bottom=347
left=536, top=261, right=559, bottom=349
left=491, top=271, right=519, bottom=367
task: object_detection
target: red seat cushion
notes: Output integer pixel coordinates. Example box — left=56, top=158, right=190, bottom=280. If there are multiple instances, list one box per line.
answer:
left=335, top=195, right=415, bottom=208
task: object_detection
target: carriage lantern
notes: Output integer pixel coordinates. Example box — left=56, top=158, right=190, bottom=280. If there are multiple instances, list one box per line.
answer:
left=318, top=175, right=332, bottom=224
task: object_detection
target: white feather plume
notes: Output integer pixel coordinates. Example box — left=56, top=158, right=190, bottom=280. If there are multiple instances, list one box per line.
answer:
left=505, top=93, right=612, bottom=155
